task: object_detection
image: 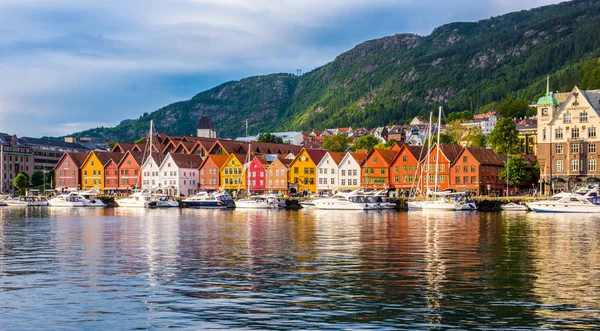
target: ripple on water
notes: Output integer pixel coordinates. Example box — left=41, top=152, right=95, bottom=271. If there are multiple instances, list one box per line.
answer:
left=1, top=207, right=600, bottom=329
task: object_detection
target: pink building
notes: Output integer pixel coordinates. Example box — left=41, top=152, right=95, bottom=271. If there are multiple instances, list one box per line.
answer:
left=54, top=152, right=88, bottom=190
left=246, top=156, right=268, bottom=193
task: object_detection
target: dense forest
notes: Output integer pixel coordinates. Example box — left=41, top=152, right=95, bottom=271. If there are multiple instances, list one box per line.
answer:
left=65, top=0, right=600, bottom=142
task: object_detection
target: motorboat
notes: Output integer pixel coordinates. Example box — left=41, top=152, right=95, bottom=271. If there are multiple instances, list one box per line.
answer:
left=183, top=191, right=235, bottom=208
left=4, top=196, right=49, bottom=206
left=236, top=194, right=284, bottom=209
left=408, top=196, right=457, bottom=211
left=366, top=195, right=396, bottom=209
left=154, top=195, right=180, bottom=208
left=453, top=194, right=478, bottom=211
left=0, top=200, right=7, bottom=206
left=501, top=202, right=529, bottom=211
left=313, top=192, right=378, bottom=210
left=116, top=191, right=156, bottom=208
left=49, top=192, right=86, bottom=207
left=78, top=190, right=107, bottom=207
left=526, top=189, right=600, bottom=213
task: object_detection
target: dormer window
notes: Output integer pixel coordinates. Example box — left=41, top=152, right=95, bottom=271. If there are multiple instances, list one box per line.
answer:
left=563, top=113, right=572, bottom=123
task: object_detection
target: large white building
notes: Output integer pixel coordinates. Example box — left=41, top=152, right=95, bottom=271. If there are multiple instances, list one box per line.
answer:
left=157, top=153, right=202, bottom=196
left=337, top=151, right=366, bottom=190
left=141, top=154, right=162, bottom=191
left=316, top=152, right=345, bottom=193
left=460, top=114, right=498, bottom=135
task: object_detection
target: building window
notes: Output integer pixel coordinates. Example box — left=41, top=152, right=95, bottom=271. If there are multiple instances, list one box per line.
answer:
left=380, top=169, right=385, bottom=175
left=543, top=129, right=546, bottom=141
left=589, top=144, right=597, bottom=154
left=589, top=159, right=597, bottom=172
left=589, top=127, right=597, bottom=138
left=402, top=155, right=407, bottom=162
left=571, top=159, right=579, bottom=172
left=555, top=145, right=563, bottom=154
left=471, top=176, right=476, bottom=184
left=555, top=128, right=563, bottom=139
left=570, top=143, right=580, bottom=154
left=462, top=156, right=467, bottom=163
left=563, top=113, right=571, bottom=123
left=581, top=112, right=588, bottom=122
left=455, top=176, right=460, bottom=184
left=455, top=166, right=460, bottom=173
left=556, top=159, right=563, bottom=172
left=571, top=127, right=580, bottom=139
left=470, top=165, right=476, bottom=172
left=372, top=157, right=377, bottom=163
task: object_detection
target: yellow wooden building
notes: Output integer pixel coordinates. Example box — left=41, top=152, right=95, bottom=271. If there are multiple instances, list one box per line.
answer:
left=80, top=151, right=124, bottom=192
left=288, top=148, right=327, bottom=194
left=219, top=153, right=247, bottom=194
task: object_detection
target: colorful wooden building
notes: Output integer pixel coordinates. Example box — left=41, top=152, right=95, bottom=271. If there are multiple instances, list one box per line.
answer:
left=247, top=155, right=269, bottom=193
left=118, top=151, right=144, bottom=191
left=220, top=153, right=247, bottom=194
left=361, top=148, right=399, bottom=189
left=288, top=148, right=327, bottom=194
left=266, top=156, right=291, bottom=193
left=199, top=154, right=228, bottom=191
left=54, top=152, right=88, bottom=190
left=450, top=147, right=505, bottom=195
left=389, top=145, right=425, bottom=190
left=80, top=152, right=124, bottom=192
left=422, top=144, right=463, bottom=191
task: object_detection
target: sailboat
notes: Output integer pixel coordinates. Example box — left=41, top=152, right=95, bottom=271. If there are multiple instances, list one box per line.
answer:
left=116, top=120, right=158, bottom=208
left=408, top=107, right=458, bottom=211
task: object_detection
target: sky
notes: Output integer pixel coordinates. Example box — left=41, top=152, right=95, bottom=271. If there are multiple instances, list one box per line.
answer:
left=0, top=0, right=563, bottom=137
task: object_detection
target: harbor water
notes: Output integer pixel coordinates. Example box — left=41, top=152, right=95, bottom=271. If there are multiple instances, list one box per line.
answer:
left=1, top=207, right=599, bottom=329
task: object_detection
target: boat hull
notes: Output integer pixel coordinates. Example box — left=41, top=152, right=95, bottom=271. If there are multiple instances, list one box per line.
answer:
left=527, top=202, right=600, bottom=213
left=185, top=201, right=234, bottom=208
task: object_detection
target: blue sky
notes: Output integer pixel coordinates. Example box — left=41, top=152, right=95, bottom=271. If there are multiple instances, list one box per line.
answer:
left=0, top=0, right=562, bottom=137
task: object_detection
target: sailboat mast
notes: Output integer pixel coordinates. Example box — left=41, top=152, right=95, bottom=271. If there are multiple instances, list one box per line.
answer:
left=434, top=106, right=442, bottom=192
left=149, top=120, right=153, bottom=160
left=424, top=112, right=433, bottom=197
left=0, top=144, right=3, bottom=194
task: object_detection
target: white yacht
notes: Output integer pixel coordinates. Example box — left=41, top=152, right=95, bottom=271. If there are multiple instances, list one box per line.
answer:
left=408, top=197, right=458, bottom=211
left=183, top=191, right=235, bottom=208
left=313, top=192, right=377, bottom=210
left=78, top=190, right=107, bottom=207
left=236, top=195, right=283, bottom=209
left=116, top=191, right=156, bottom=208
left=4, top=196, right=49, bottom=206
left=49, top=192, right=86, bottom=207
left=0, top=200, right=7, bottom=206
left=527, top=190, right=600, bottom=213
left=154, top=195, right=180, bottom=208
left=501, top=202, right=529, bottom=211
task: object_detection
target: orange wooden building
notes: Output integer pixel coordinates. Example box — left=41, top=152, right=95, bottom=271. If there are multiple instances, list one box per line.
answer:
left=361, top=148, right=399, bottom=189
left=389, top=145, right=426, bottom=190
left=422, top=144, right=463, bottom=191
left=450, top=147, right=505, bottom=195
left=199, top=154, right=228, bottom=191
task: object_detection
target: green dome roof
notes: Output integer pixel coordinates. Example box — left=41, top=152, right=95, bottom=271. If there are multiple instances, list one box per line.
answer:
left=537, top=75, right=558, bottom=106
left=537, top=93, right=558, bottom=106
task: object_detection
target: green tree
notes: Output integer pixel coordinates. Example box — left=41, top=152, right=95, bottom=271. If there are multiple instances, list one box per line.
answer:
left=489, top=118, right=519, bottom=155
left=463, top=126, right=487, bottom=147
left=499, top=157, right=532, bottom=189
left=257, top=132, right=284, bottom=144
left=351, top=134, right=380, bottom=151
left=496, top=99, right=536, bottom=119
left=446, top=110, right=473, bottom=123
left=134, top=137, right=147, bottom=144
left=31, top=171, right=45, bottom=187
left=424, top=133, right=457, bottom=147
left=13, top=173, right=29, bottom=196
left=322, top=134, right=350, bottom=152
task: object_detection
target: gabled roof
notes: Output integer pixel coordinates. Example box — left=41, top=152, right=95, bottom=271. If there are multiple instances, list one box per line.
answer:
left=94, top=152, right=126, bottom=167
left=197, top=116, right=215, bottom=130
left=168, top=153, right=203, bottom=169
left=460, top=147, right=504, bottom=166
left=328, top=152, right=346, bottom=165
left=350, top=150, right=369, bottom=165
left=119, top=151, right=145, bottom=166
left=371, top=148, right=399, bottom=165
left=209, top=139, right=246, bottom=155
left=53, top=152, right=89, bottom=170
left=399, top=145, right=428, bottom=162
left=435, top=144, right=463, bottom=163
left=304, top=148, right=328, bottom=165
left=200, top=154, right=229, bottom=170
left=111, top=142, right=134, bottom=153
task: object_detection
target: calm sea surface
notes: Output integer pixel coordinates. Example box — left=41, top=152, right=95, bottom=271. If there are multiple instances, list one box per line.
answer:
left=0, top=207, right=599, bottom=330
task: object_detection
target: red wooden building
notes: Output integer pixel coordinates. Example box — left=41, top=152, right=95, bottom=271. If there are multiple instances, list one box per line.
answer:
left=54, top=152, right=88, bottom=190
left=118, top=151, right=144, bottom=191
left=389, top=145, right=426, bottom=190
left=247, top=155, right=269, bottom=193
left=199, top=154, right=228, bottom=191
left=361, top=148, right=399, bottom=190
left=422, top=144, right=463, bottom=191
left=450, top=147, right=505, bottom=195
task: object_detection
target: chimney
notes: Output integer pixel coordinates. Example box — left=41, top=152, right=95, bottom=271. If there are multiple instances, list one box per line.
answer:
left=64, top=137, right=76, bottom=143
left=11, top=135, right=18, bottom=148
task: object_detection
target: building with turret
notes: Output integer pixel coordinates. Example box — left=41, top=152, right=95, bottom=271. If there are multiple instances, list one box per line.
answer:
left=197, top=116, right=217, bottom=138
left=536, top=77, right=600, bottom=194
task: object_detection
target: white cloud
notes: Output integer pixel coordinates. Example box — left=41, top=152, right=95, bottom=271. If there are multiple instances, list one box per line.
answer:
left=0, top=0, right=564, bottom=137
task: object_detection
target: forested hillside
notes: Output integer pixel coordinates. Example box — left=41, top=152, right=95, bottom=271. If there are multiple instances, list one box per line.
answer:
left=67, top=0, right=600, bottom=142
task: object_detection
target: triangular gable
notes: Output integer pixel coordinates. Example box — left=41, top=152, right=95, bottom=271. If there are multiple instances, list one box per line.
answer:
left=550, top=86, right=597, bottom=125
left=161, top=140, right=179, bottom=154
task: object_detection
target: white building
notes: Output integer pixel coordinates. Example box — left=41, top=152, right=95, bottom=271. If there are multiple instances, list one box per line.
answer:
left=197, top=116, right=217, bottom=138
left=316, top=152, right=345, bottom=193
left=460, top=114, right=498, bottom=135
left=236, top=132, right=304, bottom=145
left=141, top=154, right=163, bottom=191
left=157, top=153, right=202, bottom=196
left=337, top=151, right=366, bottom=190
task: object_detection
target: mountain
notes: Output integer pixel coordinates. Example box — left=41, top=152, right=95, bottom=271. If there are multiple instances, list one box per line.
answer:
left=68, top=0, right=600, bottom=142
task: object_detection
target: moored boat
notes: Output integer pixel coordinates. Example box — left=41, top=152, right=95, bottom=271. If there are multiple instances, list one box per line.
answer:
left=183, top=191, right=235, bottom=208
left=116, top=191, right=156, bottom=208
left=49, top=192, right=85, bottom=207
left=501, top=202, right=529, bottom=211
left=526, top=190, right=600, bottom=213
left=154, top=195, right=180, bottom=208
left=236, top=194, right=283, bottom=209
left=4, top=196, right=49, bottom=206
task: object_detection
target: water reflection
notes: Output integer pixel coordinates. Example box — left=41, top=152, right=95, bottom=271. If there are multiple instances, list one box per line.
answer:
left=0, top=207, right=599, bottom=329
